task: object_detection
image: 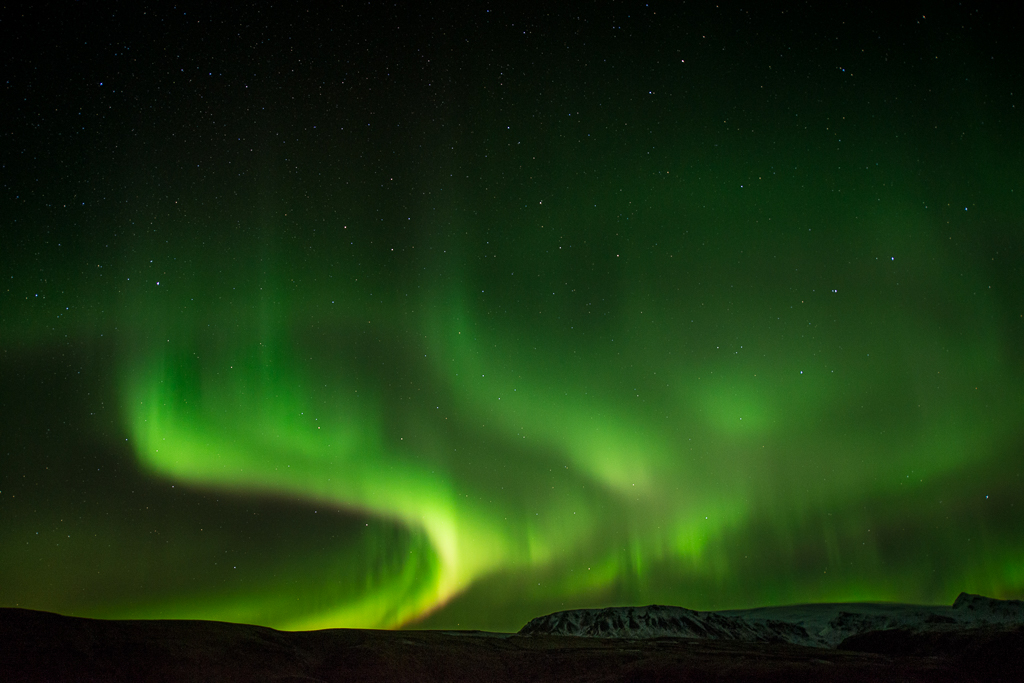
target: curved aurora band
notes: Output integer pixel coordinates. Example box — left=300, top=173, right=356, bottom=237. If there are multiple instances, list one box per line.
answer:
left=114, top=186, right=1024, bottom=630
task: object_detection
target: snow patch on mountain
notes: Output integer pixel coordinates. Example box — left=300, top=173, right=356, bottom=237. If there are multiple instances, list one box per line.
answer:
left=518, top=593, right=1024, bottom=648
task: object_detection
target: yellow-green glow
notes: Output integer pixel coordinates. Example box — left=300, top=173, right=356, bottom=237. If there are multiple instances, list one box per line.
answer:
left=110, top=241, right=1022, bottom=629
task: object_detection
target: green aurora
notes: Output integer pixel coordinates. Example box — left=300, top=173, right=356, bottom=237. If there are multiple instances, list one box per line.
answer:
left=2, top=5, right=1023, bottom=632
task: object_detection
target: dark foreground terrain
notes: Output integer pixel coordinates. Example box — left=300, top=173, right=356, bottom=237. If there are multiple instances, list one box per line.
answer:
left=3, top=607, right=1023, bottom=682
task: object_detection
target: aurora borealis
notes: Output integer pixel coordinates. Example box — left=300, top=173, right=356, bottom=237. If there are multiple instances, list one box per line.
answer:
left=2, top=4, right=1023, bottom=633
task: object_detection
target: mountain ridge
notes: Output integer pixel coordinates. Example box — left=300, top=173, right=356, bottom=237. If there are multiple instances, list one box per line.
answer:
left=518, top=593, right=1024, bottom=648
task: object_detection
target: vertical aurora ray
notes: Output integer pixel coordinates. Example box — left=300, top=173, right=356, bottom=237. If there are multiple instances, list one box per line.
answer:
left=2, top=5, right=1023, bottom=633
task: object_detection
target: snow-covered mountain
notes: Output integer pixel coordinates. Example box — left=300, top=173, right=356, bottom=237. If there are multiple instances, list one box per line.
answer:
left=518, top=593, right=1024, bottom=648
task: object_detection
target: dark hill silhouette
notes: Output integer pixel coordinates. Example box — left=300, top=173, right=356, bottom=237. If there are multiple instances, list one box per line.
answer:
left=3, top=596, right=1024, bottom=682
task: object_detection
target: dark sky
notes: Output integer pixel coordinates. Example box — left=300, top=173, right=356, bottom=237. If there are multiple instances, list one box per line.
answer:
left=2, top=3, right=1023, bottom=633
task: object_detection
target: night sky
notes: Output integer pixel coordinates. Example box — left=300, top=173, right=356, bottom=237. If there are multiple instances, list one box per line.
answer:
left=2, top=4, right=1023, bottom=633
